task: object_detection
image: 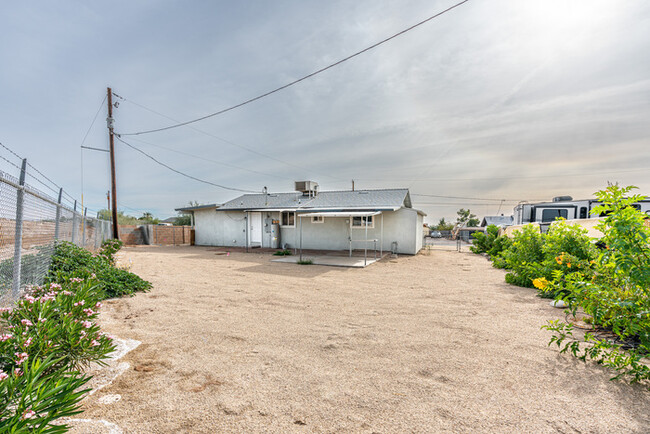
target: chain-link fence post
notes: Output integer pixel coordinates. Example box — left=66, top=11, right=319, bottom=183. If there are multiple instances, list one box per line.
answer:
left=71, top=200, right=78, bottom=245
left=12, top=158, right=27, bottom=297
left=82, top=207, right=87, bottom=248
left=54, top=187, right=63, bottom=241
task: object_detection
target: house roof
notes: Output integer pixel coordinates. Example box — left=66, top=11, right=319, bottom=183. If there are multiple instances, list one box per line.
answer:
left=480, top=215, right=514, bottom=227
left=175, top=203, right=220, bottom=212
left=217, top=189, right=415, bottom=212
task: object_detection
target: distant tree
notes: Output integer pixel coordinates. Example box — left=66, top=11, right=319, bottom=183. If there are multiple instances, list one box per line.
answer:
left=138, top=212, right=160, bottom=225
left=433, top=217, right=454, bottom=231
left=456, top=208, right=479, bottom=228
left=174, top=200, right=201, bottom=226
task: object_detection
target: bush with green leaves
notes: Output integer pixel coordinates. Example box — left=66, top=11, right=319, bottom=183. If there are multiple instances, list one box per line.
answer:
left=543, top=185, right=650, bottom=386
left=0, top=277, right=117, bottom=431
left=46, top=240, right=151, bottom=299
left=0, top=356, right=90, bottom=433
left=499, top=224, right=545, bottom=287
left=470, top=225, right=499, bottom=254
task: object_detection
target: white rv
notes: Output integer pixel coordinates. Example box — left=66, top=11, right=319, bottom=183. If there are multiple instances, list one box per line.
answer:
left=513, top=196, right=650, bottom=226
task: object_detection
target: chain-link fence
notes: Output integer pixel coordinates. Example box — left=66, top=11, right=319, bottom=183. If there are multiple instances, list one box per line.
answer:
left=0, top=161, right=112, bottom=307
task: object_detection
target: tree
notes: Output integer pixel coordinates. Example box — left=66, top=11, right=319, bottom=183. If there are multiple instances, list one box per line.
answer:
left=433, top=217, right=454, bottom=231
left=174, top=200, right=201, bottom=226
left=456, top=208, right=479, bottom=228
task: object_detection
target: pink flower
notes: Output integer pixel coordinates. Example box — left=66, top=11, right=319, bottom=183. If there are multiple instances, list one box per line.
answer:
left=80, top=331, right=87, bottom=338
left=0, top=333, right=12, bottom=342
left=90, top=273, right=97, bottom=279
left=21, top=319, right=33, bottom=327
left=83, top=308, right=95, bottom=316
left=24, top=337, right=33, bottom=347
left=49, top=283, right=62, bottom=290
left=22, top=409, right=35, bottom=420
left=95, top=302, right=102, bottom=309
left=0, top=371, right=7, bottom=381
left=82, top=321, right=92, bottom=329
left=62, top=291, right=72, bottom=296
left=24, top=295, right=35, bottom=304
left=14, top=368, right=22, bottom=376
left=74, top=300, right=85, bottom=307
left=0, top=307, right=11, bottom=313
left=15, top=352, right=28, bottom=364
left=91, top=339, right=100, bottom=347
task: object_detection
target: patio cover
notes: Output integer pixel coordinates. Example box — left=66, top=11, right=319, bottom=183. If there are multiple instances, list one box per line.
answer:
left=297, top=211, right=384, bottom=266
left=298, top=211, right=382, bottom=217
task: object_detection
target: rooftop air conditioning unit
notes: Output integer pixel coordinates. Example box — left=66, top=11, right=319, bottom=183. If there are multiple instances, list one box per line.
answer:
left=295, top=181, right=319, bottom=196
left=552, top=195, right=573, bottom=202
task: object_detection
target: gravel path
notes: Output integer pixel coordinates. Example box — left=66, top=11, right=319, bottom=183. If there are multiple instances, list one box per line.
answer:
left=78, top=246, right=649, bottom=433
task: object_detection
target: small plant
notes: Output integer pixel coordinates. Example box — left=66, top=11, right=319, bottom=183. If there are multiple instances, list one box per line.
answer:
left=470, top=225, right=499, bottom=254
left=500, top=224, right=545, bottom=288
left=296, top=259, right=313, bottom=265
left=273, top=249, right=292, bottom=256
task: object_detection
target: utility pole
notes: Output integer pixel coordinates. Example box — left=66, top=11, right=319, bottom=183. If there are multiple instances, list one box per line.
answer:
left=107, top=87, right=119, bottom=239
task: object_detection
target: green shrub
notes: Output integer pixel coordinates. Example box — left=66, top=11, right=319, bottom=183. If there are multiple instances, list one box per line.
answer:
left=501, top=225, right=545, bottom=287
left=470, top=225, right=498, bottom=254
left=543, top=185, right=650, bottom=386
left=46, top=241, right=151, bottom=299
left=273, top=249, right=292, bottom=256
left=489, top=236, right=512, bottom=269
left=0, top=356, right=90, bottom=433
left=296, top=259, right=313, bottom=265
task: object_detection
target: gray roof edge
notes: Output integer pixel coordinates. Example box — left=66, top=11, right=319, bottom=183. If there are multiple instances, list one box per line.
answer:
left=175, top=204, right=220, bottom=212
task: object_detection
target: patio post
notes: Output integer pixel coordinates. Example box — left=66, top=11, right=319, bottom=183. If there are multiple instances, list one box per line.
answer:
left=380, top=213, right=383, bottom=257
left=364, top=216, right=368, bottom=267
left=299, top=215, right=303, bottom=261
left=245, top=211, right=249, bottom=253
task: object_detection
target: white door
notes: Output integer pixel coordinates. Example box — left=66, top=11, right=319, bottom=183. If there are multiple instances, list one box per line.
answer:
left=250, top=212, right=262, bottom=245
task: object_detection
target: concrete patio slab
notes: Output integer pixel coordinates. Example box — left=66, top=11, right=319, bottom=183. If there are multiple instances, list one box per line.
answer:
left=271, top=254, right=386, bottom=268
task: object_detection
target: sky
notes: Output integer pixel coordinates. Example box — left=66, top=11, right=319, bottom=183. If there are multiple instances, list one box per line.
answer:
left=1, top=0, right=649, bottom=224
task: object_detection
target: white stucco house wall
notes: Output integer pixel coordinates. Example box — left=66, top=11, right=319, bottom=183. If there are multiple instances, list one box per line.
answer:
left=176, top=183, right=426, bottom=255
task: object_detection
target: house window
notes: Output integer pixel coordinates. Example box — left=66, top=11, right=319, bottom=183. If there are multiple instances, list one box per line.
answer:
left=351, top=215, right=374, bottom=228
left=280, top=212, right=295, bottom=227
left=541, top=209, right=568, bottom=223
left=312, top=216, right=324, bottom=223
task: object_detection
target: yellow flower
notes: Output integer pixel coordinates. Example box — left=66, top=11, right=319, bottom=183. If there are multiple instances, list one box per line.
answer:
left=567, top=263, right=571, bottom=268
left=555, top=256, right=563, bottom=265
left=533, top=277, right=549, bottom=290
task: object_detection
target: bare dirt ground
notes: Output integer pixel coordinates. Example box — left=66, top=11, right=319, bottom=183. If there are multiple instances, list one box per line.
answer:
left=78, top=245, right=649, bottom=433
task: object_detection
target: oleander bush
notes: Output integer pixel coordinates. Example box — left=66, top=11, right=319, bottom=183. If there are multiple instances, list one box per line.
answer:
left=46, top=240, right=151, bottom=299
left=0, top=238, right=152, bottom=430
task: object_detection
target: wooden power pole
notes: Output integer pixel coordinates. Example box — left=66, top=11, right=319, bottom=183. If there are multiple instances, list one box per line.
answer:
left=107, top=87, right=119, bottom=239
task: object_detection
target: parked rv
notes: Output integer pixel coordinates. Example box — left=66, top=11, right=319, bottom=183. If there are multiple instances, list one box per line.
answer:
left=513, top=195, right=650, bottom=226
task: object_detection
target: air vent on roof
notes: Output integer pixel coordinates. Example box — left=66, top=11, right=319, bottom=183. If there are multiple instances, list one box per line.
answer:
left=552, top=195, right=573, bottom=202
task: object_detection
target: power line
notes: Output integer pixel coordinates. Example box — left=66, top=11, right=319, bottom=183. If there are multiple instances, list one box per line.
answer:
left=114, top=94, right=343, bottom=181
left=411, top=193, right=528, bottom=202
left=118, top=0, right=471, bottom=136
left=126, top=135, right=292, bottom=180
left=115, top=136, right=257, bottom=193
left=81, top=95, right=108, bottom=212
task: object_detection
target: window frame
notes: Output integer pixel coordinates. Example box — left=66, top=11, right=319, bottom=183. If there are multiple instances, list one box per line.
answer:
left=311, top=216, right=324, bottom=224
left=351, top=215, right=374, bottom=229
left=280, top=211, right=295, bottom=228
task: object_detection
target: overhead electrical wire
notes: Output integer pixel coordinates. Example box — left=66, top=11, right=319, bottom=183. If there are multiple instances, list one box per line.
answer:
left=80, top=94, right=108, bottom=212
left=115, top=136, right=257, bottom=193
left=118, top=0, right=471, bottom=136
left=411, top=193, right=530, bottom=202
left=126, top=134, right=293, bottom=180
left=113, top=93, right=344, bottom=181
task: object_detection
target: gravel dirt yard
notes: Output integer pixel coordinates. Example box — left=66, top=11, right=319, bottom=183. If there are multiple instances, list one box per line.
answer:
left=76, top=245, right=649, bottom=433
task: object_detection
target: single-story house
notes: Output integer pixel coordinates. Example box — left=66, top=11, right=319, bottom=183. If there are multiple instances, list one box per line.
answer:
left=480, top=215, right=514, bottom=228
left=176, top=182, right=426, bottom=255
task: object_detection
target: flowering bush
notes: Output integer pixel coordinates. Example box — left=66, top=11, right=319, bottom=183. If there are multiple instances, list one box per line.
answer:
left=46, top=240, right=151, bottom=299
left=500, top=224, right=545, bottom=287
left=0, top=356, right=90, bottom=433
left=543, top=185, right=650, bottom=386
left=0, top=276, right=118, bottom=430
